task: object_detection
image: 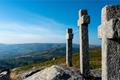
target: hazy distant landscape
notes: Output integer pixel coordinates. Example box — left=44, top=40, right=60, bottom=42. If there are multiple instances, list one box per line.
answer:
left=0, top=43, right=78, bottom=70
left=0, top=43, right=100, bottom=71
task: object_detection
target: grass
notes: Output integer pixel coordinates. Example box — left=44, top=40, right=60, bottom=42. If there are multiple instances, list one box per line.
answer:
left=10, top=48, right=101, bottom=80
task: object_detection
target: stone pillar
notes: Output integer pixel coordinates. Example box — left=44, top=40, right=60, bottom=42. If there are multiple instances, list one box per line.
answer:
left=98, top=5, right=120, bottom=80
left=66, top=28, right=73, bottom=67
left=78, top=9, right=90, bottom=78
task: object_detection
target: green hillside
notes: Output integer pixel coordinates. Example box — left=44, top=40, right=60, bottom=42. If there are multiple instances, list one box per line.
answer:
left=0, top=43, right=79, bottom=70
left=11, top=48, right=101, bottom=80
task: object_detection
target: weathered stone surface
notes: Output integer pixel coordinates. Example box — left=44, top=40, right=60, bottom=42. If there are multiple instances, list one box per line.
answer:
left=78, top=9, right=90, bottom=78
left=98, top=5, right=120, bottom=80
left=90, top=68, right=101, bottom=78
left=79, top=9, right=88, bottom=16
left=20, top=65, right=101, bottom=80
left=17, top=69, right=40, bottom=80
left=107, top=39, right=120, bottom=80
left=24, top=65, right=83, bottom=80
left=102, top=5, right=120, bottom=23
left=0, top=71, right=11, bottom=80
left=98, top=25, right=102, bottom=38
left=78, top=15, right=90, bottom=25
left=98, top=18, right=120, bottom=39
left=66, top=29, right=73, bottom=39
left=66, top=28, right=73, bottom=67
left=78, top=10, right=90, bottom=26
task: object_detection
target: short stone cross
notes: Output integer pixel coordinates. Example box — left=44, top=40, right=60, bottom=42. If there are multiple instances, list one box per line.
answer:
left=78, top=9, right=90, bottom=78
left=66, top=28, right=73, bottom=67
left=98, top=5, right=120, bottom=80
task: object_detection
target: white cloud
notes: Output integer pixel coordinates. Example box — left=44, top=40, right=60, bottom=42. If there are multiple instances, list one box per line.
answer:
left=0, top=6, right=80, bottom=44
left=0, top=32, right=64, bottom=44
left=0, top=16, right=68, bottom=44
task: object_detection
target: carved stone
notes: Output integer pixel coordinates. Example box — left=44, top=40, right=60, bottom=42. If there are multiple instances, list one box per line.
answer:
left=78, top=9, right=90, bottom=78
left=98, top=5, right=120, bottom=80
left=66, top=28, right=73, bottom=67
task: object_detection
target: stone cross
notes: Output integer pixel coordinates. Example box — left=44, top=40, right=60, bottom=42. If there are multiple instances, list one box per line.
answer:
left=66, top=28, right=73, bottom=67
left=78, top=9, right=90, bottom=78
left=98, top=5, right=120, bottom=80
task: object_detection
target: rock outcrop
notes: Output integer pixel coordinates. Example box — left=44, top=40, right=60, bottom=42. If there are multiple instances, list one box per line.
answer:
left=16, top=65, right=101, bottom=80
left=24, top=65, right=82, bottom=80
left=0, top=70, right=11, bottom=80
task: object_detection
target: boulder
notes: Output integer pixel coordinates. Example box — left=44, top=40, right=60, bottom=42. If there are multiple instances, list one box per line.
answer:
left=21, top=65, right=101, bottom=80
left=24, top=65, right=82, bottom=80
left=0, top=70, right=11, bottom=80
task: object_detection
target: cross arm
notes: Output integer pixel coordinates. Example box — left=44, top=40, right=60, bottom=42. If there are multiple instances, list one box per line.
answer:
left=98, top=18, right=120, bottom=39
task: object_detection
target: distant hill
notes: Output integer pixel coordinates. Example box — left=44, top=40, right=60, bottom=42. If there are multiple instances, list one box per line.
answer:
left=0, top=43, right=100, bottom=70
left=0, top=43, right=64, bottom=59
left=0, top=43, right=80, bottom=59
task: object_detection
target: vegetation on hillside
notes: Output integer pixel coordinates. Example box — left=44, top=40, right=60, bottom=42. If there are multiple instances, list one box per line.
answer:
left=0, top=45, right=78, bottom=70
left=11, top=48, right=101, bottom=80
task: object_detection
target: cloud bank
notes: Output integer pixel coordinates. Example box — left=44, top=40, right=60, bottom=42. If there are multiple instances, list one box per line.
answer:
left=0, top=16, right=68, bottom=44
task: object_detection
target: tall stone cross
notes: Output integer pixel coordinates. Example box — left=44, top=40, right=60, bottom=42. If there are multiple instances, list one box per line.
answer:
left=98, top=5, right=120, bottom=80
left=66, top=28, right=73, bottom=67
left=78, top=9, right=90, bottom=78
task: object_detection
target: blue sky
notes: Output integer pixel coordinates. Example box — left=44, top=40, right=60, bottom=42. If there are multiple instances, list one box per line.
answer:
left=0, top=0, right=119, bottom=45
